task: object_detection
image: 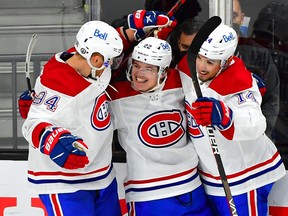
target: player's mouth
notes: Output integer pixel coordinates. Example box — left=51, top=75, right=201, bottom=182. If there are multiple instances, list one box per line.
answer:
left=135, top=76, right=147, bottom=83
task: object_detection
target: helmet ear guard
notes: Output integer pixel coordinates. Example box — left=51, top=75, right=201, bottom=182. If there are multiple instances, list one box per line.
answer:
left=221, top=55, right=234, bottom=70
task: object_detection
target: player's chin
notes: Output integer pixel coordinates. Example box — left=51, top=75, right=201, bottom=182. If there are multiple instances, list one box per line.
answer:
left=133, top=81, right=148, bottom=91
left=198, top=75, right=210, bottom=82
left=134, top=84, right=149, bottom=92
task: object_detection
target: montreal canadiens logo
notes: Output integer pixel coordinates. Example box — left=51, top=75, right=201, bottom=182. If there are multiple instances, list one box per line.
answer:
left=91, top=93, right=111, bottom=131
left=138, top=110, right=185, bottom=148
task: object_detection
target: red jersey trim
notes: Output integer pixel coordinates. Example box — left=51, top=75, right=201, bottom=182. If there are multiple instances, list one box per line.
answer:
left=40, top=55, right=91, bottom=96
left=208, top=57, right=253, bottom=96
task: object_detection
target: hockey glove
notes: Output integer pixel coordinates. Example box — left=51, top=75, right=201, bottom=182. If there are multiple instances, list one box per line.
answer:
left=191, top=97, right=233, bottom=130
left=155, top=17, right=177, bottom=40
left=252, top=73, right=266, bottom=96
left=18, top=90, right=34, bottom=119
left=40, top=126, right=89, bottom=169
left=127, top=10, right=170, bottom=41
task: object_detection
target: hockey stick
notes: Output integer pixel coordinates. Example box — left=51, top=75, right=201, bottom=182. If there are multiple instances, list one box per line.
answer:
left=187, top=16, right=238, bottom=216
left=25, top=34, right=38, bottom=94
left=150, top=0, right=186, bottom=37
left=167, top=0, right=186, bottom=17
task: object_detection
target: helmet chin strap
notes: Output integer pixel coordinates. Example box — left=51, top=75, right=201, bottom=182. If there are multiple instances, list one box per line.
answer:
left=87, top=59, right=107, bottom=79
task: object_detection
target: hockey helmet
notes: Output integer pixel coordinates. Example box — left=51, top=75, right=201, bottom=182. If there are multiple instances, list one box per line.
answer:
left=199, top=23, right=238, bottom=68
left=127, top=37, right=172, bottom=91
left=132, top=37, right=172, bottom=72
left=75, top=20, right=123, bottom=72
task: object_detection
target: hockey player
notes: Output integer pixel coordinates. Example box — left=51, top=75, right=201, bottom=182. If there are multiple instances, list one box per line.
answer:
left=107, top=37, right=213, bottom=216
left=178, top=23, right=286, bottom=215
left=22, top=21, right=124, bottom=216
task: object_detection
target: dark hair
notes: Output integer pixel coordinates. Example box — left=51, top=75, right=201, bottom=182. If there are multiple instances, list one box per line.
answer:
left=169, top=18, right=205, bottom=67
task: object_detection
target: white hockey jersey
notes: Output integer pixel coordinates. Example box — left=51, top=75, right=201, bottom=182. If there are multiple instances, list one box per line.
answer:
left=108, top=69, right=201, bottom=202
left=22, top=52, right=116, bottom=194
left=177, top=55, right=286, bottom=196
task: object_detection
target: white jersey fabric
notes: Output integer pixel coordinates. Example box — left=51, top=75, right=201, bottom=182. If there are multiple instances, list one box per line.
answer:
left=177, top=56, right=286, bottom=196
left=22, top=52, right=115, bottom=194
left=108, top=69, right=201, bottom=202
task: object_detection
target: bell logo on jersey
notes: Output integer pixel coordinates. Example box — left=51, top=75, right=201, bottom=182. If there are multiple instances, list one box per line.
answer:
left=138, top=110, right=185, bottom=148
left=91, top=92, right=111, bottom=131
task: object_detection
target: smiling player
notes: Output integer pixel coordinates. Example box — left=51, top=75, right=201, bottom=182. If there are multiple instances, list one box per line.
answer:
left=107, top=37, right=213, bottom=216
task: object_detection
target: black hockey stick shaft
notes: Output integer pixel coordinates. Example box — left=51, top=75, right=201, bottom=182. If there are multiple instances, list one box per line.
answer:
left=187, top=16, right=238, bottom=216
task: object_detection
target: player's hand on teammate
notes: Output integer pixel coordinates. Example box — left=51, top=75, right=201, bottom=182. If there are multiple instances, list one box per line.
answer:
left=18, top=90, right=34, bottom=119
left=191, top=97, right=233, bottom=130
left=40, top=126, right=89, bottom=169
left=127, top=10, right=172, bottom=41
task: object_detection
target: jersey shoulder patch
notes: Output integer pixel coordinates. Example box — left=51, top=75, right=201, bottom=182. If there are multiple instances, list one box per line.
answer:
left=209, top=57, right=253, bottom=96
left=40, top=54, right=91, bottom=96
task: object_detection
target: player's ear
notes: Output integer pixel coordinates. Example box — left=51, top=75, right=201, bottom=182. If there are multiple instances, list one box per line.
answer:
left=91, top=53, right=104, bottom=68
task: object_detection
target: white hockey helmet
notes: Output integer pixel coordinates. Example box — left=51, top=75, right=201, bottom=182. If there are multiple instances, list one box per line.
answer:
left=75, top=20, right=123, bottom=75
left=130, top=36, right=172, bottom=75
left=199, top=23, right=238, bottom=68
left=127, top=37, right=172, bottom=90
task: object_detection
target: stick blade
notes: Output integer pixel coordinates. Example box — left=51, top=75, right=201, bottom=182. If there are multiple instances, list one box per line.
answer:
left=188, top=16, right=222, bottom=54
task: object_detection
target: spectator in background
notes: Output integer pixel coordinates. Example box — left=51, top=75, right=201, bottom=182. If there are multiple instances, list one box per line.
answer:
left=168, top=18, right=204, bottom=68
left=252, top=0, right=288, bottom=168
left=233, top=0, right=280, bottom=141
